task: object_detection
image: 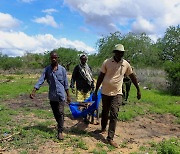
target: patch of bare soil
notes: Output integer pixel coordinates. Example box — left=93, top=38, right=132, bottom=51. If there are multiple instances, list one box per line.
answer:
left=2, top=94, right=180, bottom=154
left=6, top=93, right=49, bottom=110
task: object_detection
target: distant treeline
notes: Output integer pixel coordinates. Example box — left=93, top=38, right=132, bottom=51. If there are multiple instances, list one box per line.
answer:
left=0, top=25, right=179, bottom=95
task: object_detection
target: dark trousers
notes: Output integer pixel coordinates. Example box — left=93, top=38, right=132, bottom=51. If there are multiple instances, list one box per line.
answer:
left=50, top=100, right=65, bottom=133
left=123, top=81, right=131, bottom=101
left=101, top=94, right=122, bottom=140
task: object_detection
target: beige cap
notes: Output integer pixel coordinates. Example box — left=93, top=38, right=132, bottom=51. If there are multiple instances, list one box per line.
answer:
left=113, top=44, right=125, bottom=52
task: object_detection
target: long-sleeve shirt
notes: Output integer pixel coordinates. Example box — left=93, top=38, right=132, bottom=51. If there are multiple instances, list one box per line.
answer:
left=35, top=64, right=69, bottom=101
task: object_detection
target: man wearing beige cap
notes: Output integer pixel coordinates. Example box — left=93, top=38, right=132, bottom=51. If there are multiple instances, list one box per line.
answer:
left=94, top=44, right=141, bottom=148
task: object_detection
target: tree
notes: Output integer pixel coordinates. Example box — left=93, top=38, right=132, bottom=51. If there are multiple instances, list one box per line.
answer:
left=158, top=25, right=180, bottom=62
left=95, top=31, right=161, bottom=68
left=22, top=52, right=44, bottom=69
left=121, top=32, right=160, bottom=67
left=43, top=48, right=81, bottom=71
left=0, top=55, right=23, bottom=70
left=158, top=25, right=180, bottom=95
left=95, top=31, right=123, bottom=64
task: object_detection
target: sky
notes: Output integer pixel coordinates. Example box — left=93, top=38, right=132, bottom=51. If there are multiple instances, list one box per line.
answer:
left=0, top=0, right=180, bottom=57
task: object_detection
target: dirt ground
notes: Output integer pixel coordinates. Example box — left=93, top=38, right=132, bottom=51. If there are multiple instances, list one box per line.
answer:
left=1, top=93, right=180, bottom=154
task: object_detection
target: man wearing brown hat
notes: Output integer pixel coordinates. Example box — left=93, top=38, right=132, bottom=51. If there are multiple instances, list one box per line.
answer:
left=94, top=44, right=141, bottom=148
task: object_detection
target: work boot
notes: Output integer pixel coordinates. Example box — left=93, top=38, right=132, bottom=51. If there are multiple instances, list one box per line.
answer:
left=58, top=132, right=64, bottom=140
left=107, top=140, right=118, bottom=148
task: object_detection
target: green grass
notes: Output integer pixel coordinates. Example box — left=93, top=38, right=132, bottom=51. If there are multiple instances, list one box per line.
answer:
left=118, top=86, right=180, bottom=121
left=31, top=109, right=54, bottom=119
left=91, top=149, right=107, bottom=154
left=0, top=74, right=55, bottom=151
left=0, top=74, right=180, bottom=153
left=148, top=138, right=180, bottom=154
left=62, top=135, right=88, bottom=150
left=1, top=120, right=57, bottom=150
left=0, top=74, right=48, bottom=100
left=96, top=142, right=105, bottom=148
left=0, top=104, right=19, bottom=128
left=0, top=74, right=72, bottom=152
left=156, top=138, right=180, bottom=154
left=118, top=104, right=145, bottom=121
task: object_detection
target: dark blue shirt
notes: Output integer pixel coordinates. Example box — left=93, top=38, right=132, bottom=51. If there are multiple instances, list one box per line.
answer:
left=35, top=64, right=69, bottom=101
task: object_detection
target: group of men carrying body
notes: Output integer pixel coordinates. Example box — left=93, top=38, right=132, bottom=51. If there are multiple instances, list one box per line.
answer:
left=30, top=44, right=141, bottom=148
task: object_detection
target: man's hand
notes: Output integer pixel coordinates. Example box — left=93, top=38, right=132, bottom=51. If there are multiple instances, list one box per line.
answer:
left=137, top=91, right=141, bottom=100
left=66, top=96, right=72, bottom=104
left=30, top=88, right=36, bottom=99
left=30, top=93, right=35, bottom=99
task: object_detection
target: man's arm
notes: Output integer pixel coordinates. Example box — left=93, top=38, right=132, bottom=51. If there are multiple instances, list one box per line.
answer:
left=30, top=69, right=46, bottom=99
left=91, top=80, right=95, bottom=93
left=70, top=66, right=77, bottom=93
left=129, top=73, right=141, bottom=100
left=65, top=89, right=71, bottom=104
left=94, top=72, right=105, bottom=95
left=62, top=67, right=72, bottom=103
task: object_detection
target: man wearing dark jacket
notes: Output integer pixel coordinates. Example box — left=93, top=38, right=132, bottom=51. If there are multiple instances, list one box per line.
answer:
left=70, top=54, right=94, bottom=101
left=70, top=54, right=98, bottom=124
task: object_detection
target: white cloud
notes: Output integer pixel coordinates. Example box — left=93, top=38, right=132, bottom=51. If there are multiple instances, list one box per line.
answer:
left=33, top=15, right=59, bottom=28
left=0, top=12, right=20, bottom=31
left=64, top=0, right=180, bottom=36
left=57, top=38, right=95, bottom=53
left=0, top=31, right=95, bottom=57
left=149, top=34, right=162, bottom=43
left=42, top=8, right=58, bottom=14
left=132, top=16, right=155, bottom=34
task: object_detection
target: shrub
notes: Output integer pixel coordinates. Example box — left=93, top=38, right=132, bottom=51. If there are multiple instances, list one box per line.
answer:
left=164, top=61, right=180, bottom=95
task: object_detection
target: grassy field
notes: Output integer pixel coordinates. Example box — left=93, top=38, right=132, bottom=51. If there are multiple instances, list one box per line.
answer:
left=119, top=86, right=180, bottom=123
left=0, top=74, right=179, bottom=154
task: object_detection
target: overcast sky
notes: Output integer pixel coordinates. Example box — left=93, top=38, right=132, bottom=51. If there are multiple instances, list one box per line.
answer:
left=0, top=0, right=179, bottom=56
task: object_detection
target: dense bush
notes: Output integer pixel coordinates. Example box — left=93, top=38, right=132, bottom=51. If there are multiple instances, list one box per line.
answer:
left=158, top=25, right=180, bottom=95
left=164, top=61, right=180, bottom=95
left=0, top=56, right=23, bottom=70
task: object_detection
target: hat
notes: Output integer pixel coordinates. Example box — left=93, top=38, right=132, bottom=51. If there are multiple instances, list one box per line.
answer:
left=79, top=53, right=87, bottom=59
left=113, top=44, right=125, bottom=52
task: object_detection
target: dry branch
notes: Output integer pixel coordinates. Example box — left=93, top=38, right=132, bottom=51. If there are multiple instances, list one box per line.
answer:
left=0, top=132, right=20, bottom=142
